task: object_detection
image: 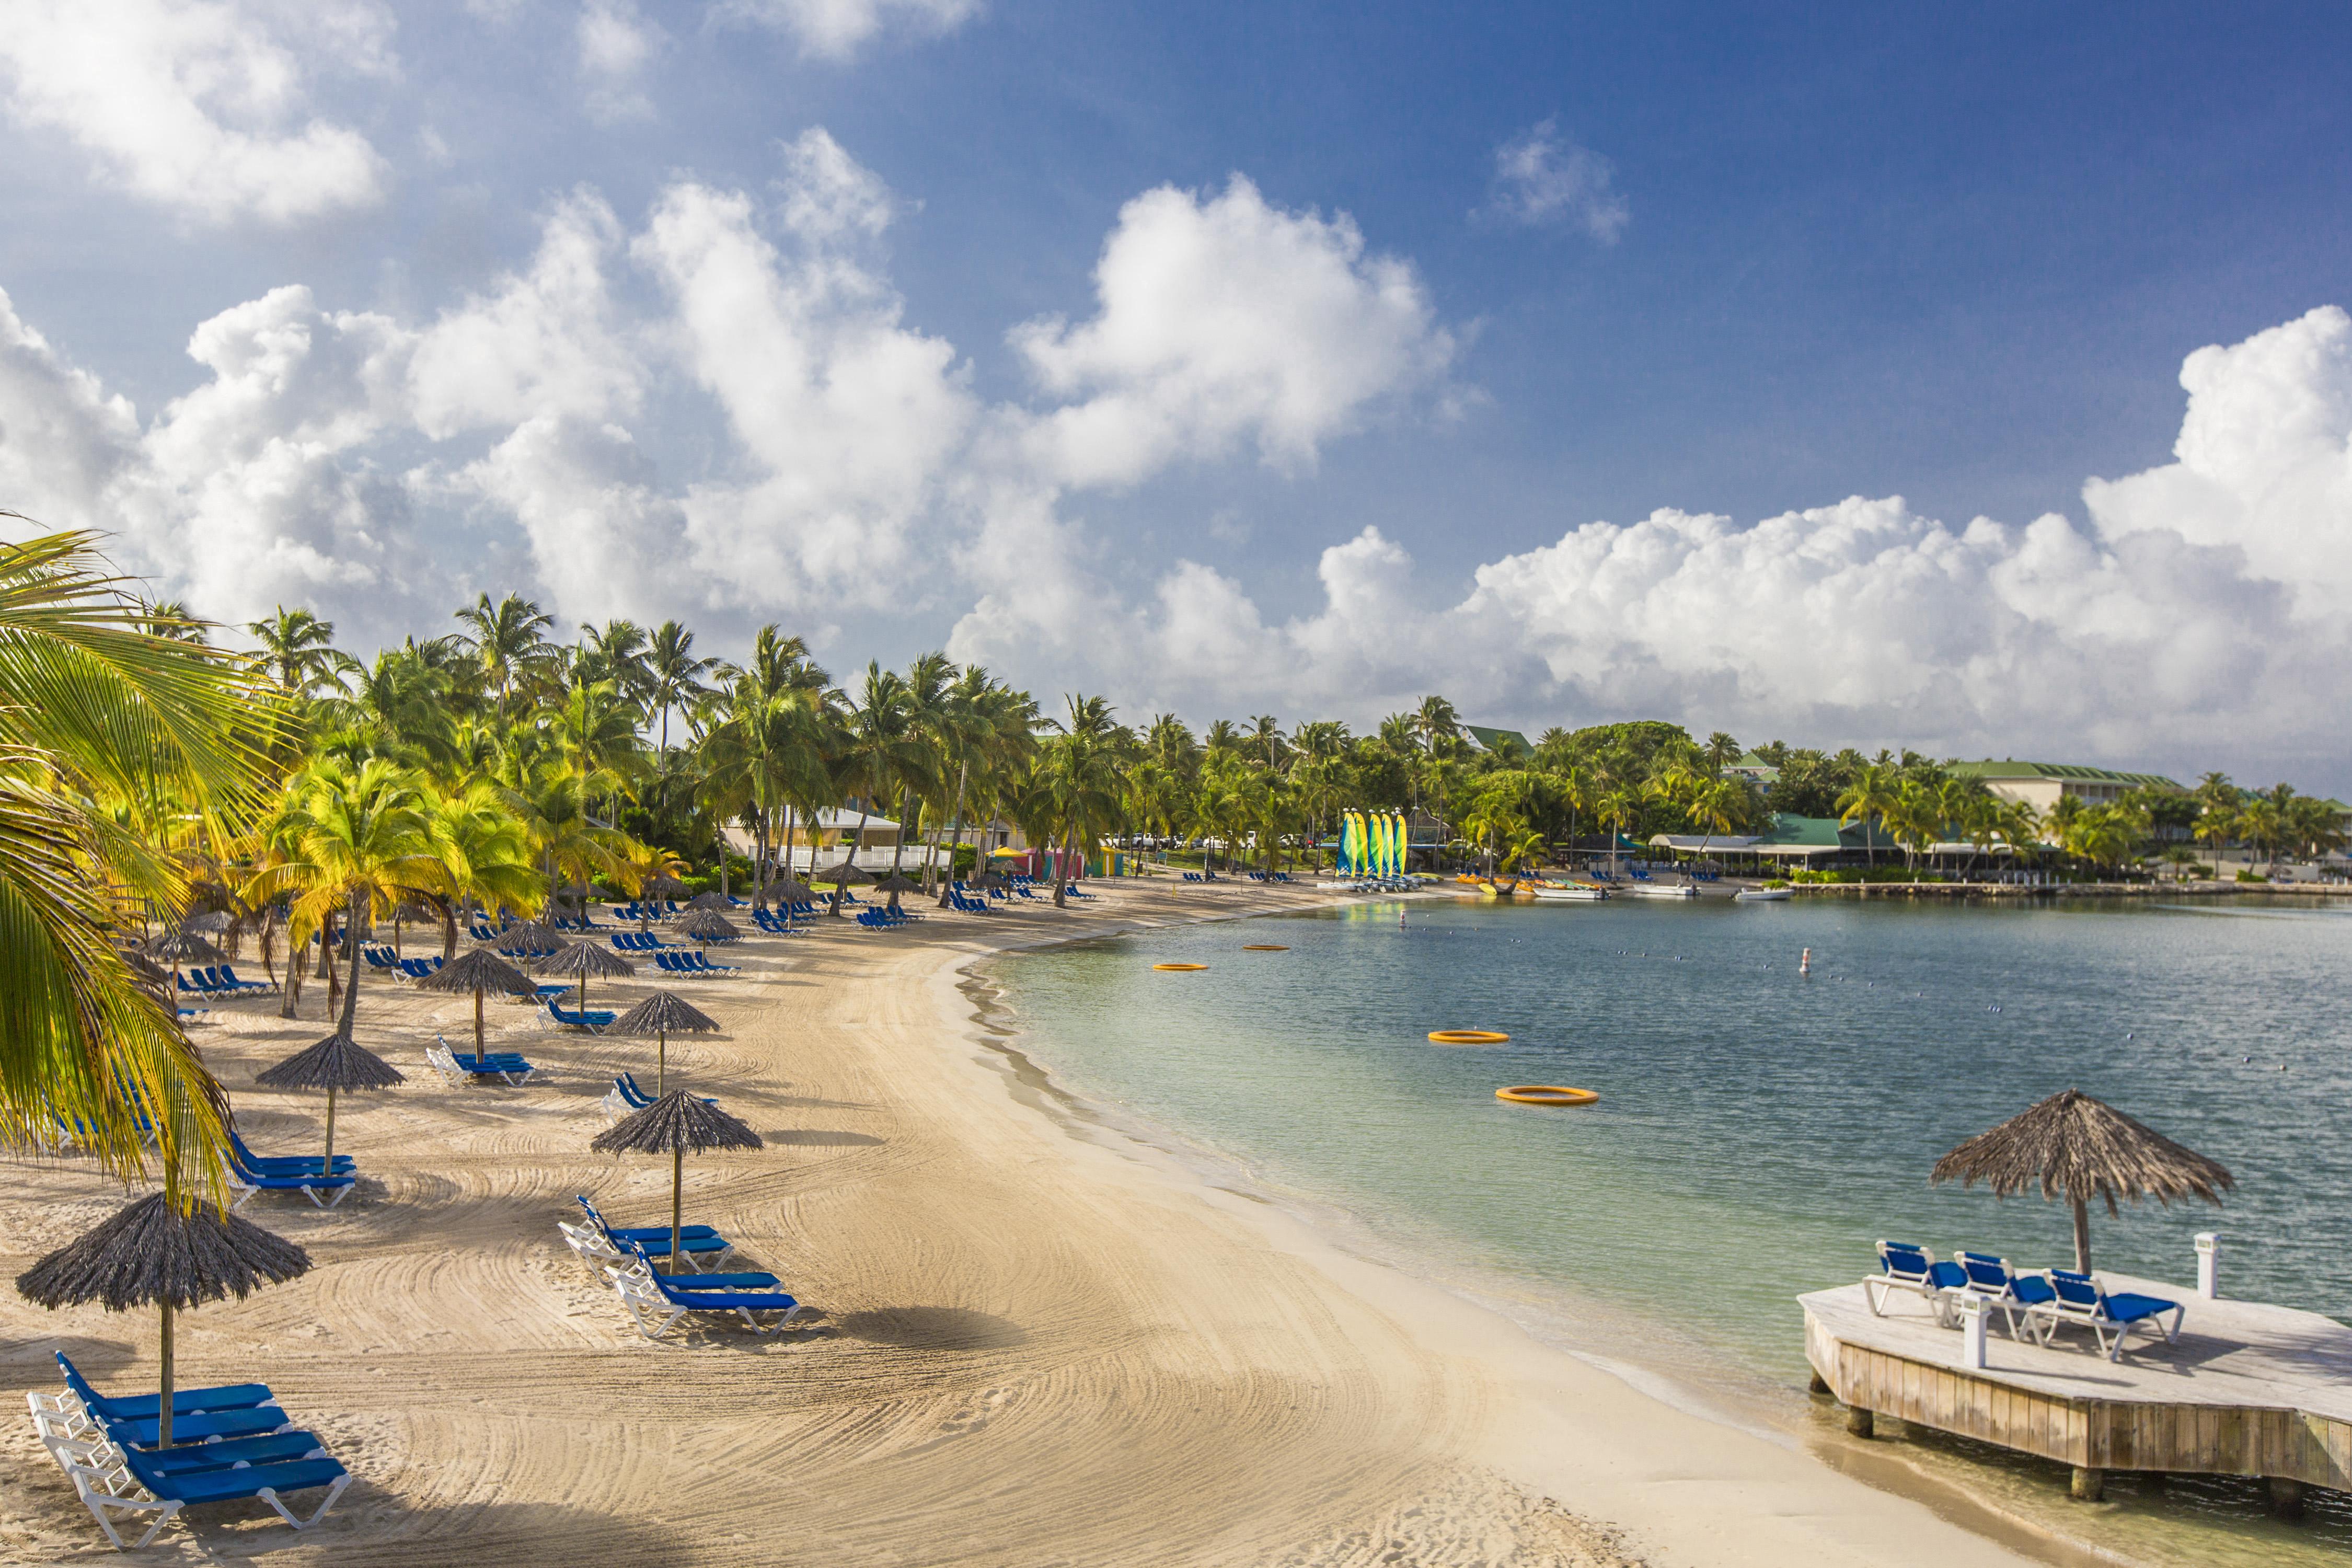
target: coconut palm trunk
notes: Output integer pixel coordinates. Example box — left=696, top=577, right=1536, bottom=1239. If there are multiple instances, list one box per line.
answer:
left=938, top=763, right=970, bottom=908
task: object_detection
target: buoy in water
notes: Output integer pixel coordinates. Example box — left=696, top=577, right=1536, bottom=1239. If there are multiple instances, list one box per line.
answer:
left=1799, top=947, right=1813, bottom=977
left=1152, top=962, right=1208, bottom=972
left=1428, top=1029, right=1511, bottom=1045
left=1496, top=1085, right=1599, bottom=1106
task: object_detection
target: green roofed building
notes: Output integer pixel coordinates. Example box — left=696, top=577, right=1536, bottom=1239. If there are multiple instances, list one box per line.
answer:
left=1460, top=724, right=1535, bottom=758
left=1946, top=760, right=2180, bottom=815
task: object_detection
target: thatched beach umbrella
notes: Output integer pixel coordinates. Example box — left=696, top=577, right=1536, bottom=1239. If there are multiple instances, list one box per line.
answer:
left=492, top=919, right=566, bottom=958
left=685, top=891, right=733, bottom=912
left=256, top=1033, right=405, bottom=1178
left=416, top=948, right=536, bottom=1057
left=146, top=929, right=224, bottom=989
left=678, top=909, right=739, bottom=946
left=1931, top=1088, right=2233, bottom=1273
left=609, top=990, right=720, bottom=1096
left=873, top=871, right=918, bottom=909
left=590, top=1091, right=762, bottom=1274
left=537, top=940, right=634, bottom=1010
left=767, top=875, right=815, bottom=906
left=17, top=1193, right=310, bottom=1448
left=816, top=859, right=869, bottom=917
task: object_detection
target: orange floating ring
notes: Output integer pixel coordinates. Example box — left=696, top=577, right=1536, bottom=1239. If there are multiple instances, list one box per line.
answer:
left=1242, top=944, right=1289, bottom=951
left=1427, top=1029, right=1510, bottom=1044
left=1152, top=962, right=1208, bottom=972
left=1496, top=1085, right=1598, bottom=1106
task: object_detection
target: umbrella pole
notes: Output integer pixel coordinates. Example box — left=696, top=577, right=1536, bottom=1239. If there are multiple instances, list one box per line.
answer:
left=2072, top=1194, right=2091, bottom=1274
left=475, top=987, right=485, bottom=1058
left=157, top=1299, right=175, bottom=1449
left=657, top=1029, right=666, bottom=1097
left=323, top=1086, right=338, bottom=1179
left=670, top=1145, right=683, bottom=1277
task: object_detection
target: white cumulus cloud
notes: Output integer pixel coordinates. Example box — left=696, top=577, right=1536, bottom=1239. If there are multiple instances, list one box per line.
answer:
left=577, top=0, right=661, bottom=124
left=717, top=0, right=977, bottom=61
left=0, top=0, right=393, bottom=224
left=1483, top=119, right=1627, bottom=242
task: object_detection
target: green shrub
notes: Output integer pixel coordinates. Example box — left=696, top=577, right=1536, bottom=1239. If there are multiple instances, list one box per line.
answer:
left=2236, top=869, right=2269, bottom=883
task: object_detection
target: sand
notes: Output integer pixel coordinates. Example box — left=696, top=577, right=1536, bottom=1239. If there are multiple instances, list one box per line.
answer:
left=1, top=881, right=2051, bottom=1565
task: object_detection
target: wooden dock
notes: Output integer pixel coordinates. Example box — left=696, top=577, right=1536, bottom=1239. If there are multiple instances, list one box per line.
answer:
left=1801, top=1276, right=2352, bottom=1512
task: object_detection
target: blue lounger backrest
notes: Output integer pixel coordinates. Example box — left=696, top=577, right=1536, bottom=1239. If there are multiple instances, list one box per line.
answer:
left=1955, top=1252, right=2013, bottom=1292
left=1878, top=1241, right=1932, bottom=1279
left=2047, top=1269, right=2102, bottom=1308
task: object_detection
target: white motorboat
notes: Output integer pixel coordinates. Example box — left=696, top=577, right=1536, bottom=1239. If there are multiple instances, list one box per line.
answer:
left=1625, top=880, right=1700, bottom=898
left=1734, top=885, right=1793, bottom=902
left=1531, top=883, right=1607, bottom=902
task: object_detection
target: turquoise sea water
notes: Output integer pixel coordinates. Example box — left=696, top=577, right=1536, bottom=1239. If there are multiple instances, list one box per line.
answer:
left=983, top=893, right=2352, bottom=1565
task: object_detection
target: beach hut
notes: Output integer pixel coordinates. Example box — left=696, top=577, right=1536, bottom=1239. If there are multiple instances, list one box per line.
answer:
left=414, top=949, right=537, bottom=1058
left=1931, top=1088, right=2233, bottom=1272
left=537, top=940, right=635, bottom=1010
left=677, top=909, right=739, bottom=947
left=16, top=1192, right=310, bottom=1449
left=608, top=991, right=720, bottom=1095
left=590, top=1091, right=762, bottom=1275
left=256, top=1033, right=405, bottom=1179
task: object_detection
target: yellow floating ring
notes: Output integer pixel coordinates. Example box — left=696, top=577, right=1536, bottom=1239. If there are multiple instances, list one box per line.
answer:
left=1496, top=1085, right=1599, bottom=1106
left=1152, top=962, right=1208, bottom=972
left=1242, top=944, right=1289, bottom=951
left=1427, top=1029, right=1511, bottom=1045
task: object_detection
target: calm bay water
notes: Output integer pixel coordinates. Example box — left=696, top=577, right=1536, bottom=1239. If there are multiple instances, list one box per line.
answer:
left=983, top=893, right=2352, bottom=1565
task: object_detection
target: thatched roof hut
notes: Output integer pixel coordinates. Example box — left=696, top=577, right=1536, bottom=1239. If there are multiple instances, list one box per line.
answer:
left=1931, top=1088, right=2232, bottom=1272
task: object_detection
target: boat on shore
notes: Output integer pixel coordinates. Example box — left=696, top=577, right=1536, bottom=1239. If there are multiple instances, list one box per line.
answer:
left=1532, top=884, right=1607, bottom=902
left=1735, top=885, right=1793, bottom=902
left=1625, top=880, right=1700, bottom=898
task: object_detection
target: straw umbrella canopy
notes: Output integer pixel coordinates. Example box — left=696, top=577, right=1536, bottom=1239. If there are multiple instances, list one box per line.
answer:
left=416, top=948, right=537, bottom=1057
left=873, top=871, right=918, bottom=909
left=145, top=929, right=224, bottom=988
left=767, top=875, right=816, bottom=906
left=1930, top=1088, right=2233, bottom=1273
left=17, top=1193, right=310, bottom=1448
left=590, top=1092, right=762, bottom=1274
left=255, top=1033, right=405, bottom=1178
left=678, top=909, right=739, bottom=947
left=536, top=940, right=634, bottom=1009
left=685, top=891, right=733, bottom=912
left=816, top=859, right=869, bottom=917
left=608, top=990, right=720, bottom=1096
left=491, top=919, right=566, bottom=958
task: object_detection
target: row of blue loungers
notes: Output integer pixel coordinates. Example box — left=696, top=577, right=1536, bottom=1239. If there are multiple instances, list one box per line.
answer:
left=560, top=1197, right=806, bottom=1339
left=176, top=965, right=274, bottom=997
left=27, top=1353, right=351, bottom=1550
left=1867, top=1242, right=2187, bottom=1361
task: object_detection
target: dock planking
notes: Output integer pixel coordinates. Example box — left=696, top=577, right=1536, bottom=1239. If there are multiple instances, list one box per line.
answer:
left=1801, top=1276, right=2352, bottom=1504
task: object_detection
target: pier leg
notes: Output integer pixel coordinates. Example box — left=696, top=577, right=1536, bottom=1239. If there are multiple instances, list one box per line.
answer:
left=2070, top=1467, right=2104, bottom=1502
left=1844, top=1405, right=1873, bottom=1438
left=2267, top=1478, right=2305, bottom=1520
left=1808, top=1371, right=1831, bottom=1396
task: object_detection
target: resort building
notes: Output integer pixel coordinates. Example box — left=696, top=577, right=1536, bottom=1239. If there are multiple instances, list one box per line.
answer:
left=1945, top=760, right=2179, bottom=813
left=1460, top=724, right=1535, bottom=758
left=1645, top=814, right=1898, bottom=868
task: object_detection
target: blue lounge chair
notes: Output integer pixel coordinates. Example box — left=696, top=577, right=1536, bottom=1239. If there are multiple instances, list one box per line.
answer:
left=608, top=1242, right=805, bottom=1338
left=71, top=1437, right=349, bottom=1550
left=1952, top=1251, right=2059, bottom=1339
left=56, top=1354, right=273, bottom=1423
left=429, top=1034, right=534, bottom=1083
left=686, top=950, right=738, bottom=974
left=610, top=1073, right=713, bottom=1111
left=575, top=1196, right=731, bottom=1269
left=225, top=1152, right=354, bottom=1209
left=546, top=997, right=616, bottom=1030
left=216, top=964, right=275, bottom=993
left=2029, top=1270, right=2185, bottom=1361
left=229, top=1131, right=355, bottom=1177
left=1864, top=1241, right=1965, bottom=1323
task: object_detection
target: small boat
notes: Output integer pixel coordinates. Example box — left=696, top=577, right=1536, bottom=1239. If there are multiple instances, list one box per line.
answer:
left=1532, top=883, right=1607, bottom=902
left=1625, top=880, right=1700, bottom=898
left=1735, top=885, right=1793, bottom=902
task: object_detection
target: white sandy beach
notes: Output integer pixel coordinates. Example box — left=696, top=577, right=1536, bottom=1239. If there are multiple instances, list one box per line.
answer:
left=2, top=882, right=2060, bottom=1565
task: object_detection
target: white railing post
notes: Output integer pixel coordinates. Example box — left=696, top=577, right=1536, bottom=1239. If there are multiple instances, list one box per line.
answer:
left=1959, top=1295, right=1988, bottom=1369
left=2195, top=1232, right=2220, bottom=1299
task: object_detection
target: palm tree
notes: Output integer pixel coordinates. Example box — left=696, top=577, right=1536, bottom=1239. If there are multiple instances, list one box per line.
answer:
left=1703, top=732, right=1740, bottom=777
left=453, top=592, right=554, bottom=721
left=1248, top=714, right=1284, bottom=770
left=577, top=619, right=654, bottom=707
left=892, top=652, right=958, bottom=882
left=828, top=663, right=928, bottom=914
left=645, top=619, right=717, bottom=755
left=247, top=606, right=353, bottom=699
left=0, top=526, right=267, bottom=1187
left=1836, top=765, right=1898, bottom=869
left=1597, top=784, right=1641, bottom=881
left=1042, top=696, right=1126, bottom=904
left=424, top=780, right=545, bottom=952
left=244, top=758, right=445, bottom=1043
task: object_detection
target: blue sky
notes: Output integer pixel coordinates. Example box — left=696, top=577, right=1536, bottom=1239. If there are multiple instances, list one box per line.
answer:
left=1, top=2, right=2348, bottom=787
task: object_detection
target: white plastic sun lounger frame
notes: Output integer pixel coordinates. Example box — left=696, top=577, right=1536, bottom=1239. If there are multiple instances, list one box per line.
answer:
left=222, top=1163, right=351, bottom=1210
left=603, top=1254, right=809, bottom=1340
left=63, top=1438, right=348, bottom=1550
